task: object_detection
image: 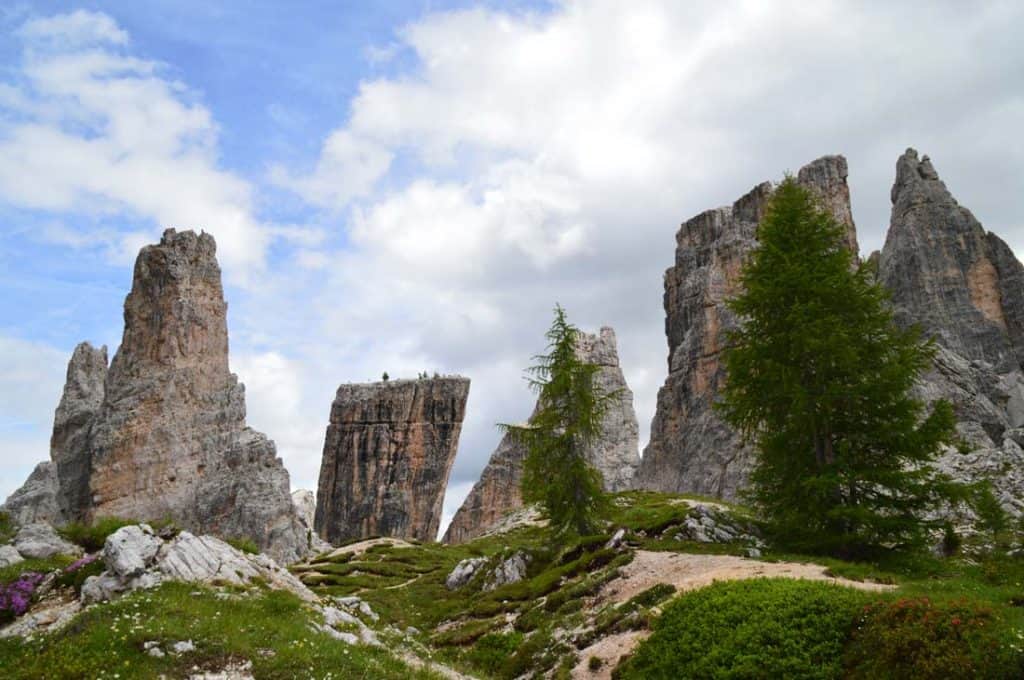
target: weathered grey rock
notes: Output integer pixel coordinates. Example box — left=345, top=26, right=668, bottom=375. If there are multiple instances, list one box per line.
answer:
left=58, top=230, right=309, bottom=564
left=880, top=149, right=1024, bottom=372
left=80, top=570, right=161, bottom=604
left=2, top=462, right=61, bottom=526
left=13, top=523, right=81, bottom=559
left=443, top=327, right=639, bottom=544
left=635, top=155, right=858, bottom=499
left=104, top=524, right=162, bottom=578
left=314, top=377, right=470, bottom=544
left=292, top=489, right=331, bottom=554
left=157, top=532, right=316, bottom=602
left=878, top=150, right=1024, bottom=514
left=445, top=557, right=487, bottom=590
left=0, top=545, right=24, bottom=568
left=484, top=551, right=530, bottom=591
left=51, top=342, right=107, bottom=520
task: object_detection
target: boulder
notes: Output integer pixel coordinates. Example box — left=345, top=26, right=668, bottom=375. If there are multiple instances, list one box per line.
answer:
left=445, top=557, right=487, bottom=590
left=2, top=462, right=61, bottom=526
left=484, top=551, right=530, bottom=591
left=0, top=545, right=24, bottom=568
left=104, top=524, right=162, bottom=578
left=13, top=523, right=81, bottom=559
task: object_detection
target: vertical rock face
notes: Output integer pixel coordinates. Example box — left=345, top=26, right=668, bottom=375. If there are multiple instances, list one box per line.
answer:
left=879, top=151, right=1024, bottom=513
left=443, top=327, right=640, bottom=544
left=82, top=229, right=306, bottom=563
left=880, top=149, right=1024, bottom=371
left=314, top=377, right=470, bottom=544
left=634, top=155, right=858, bottom=499
left=51, top=342, right=107, bottom=520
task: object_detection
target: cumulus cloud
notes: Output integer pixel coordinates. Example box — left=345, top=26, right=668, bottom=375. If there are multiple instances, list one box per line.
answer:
left=0, top=335, right=68, bottom=503
left=0, top=10, right=274, bottom=278
left=267, top=0, right=1024, bottom=533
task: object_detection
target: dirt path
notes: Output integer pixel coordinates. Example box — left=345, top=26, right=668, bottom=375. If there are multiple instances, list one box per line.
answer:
left=324, top=537, right=414, bottom=560
left=570, top=550, right=894, bottom=679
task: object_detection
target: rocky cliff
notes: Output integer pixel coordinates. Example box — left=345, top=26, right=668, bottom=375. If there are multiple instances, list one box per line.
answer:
left=443, top=327, right=640, bottom=544
left=4, top=230, right=307, bottom=563
left=634, top=155, right=858, bottom=499
left=314, top=377, right=470, bottom=544
left=879, top=150, right=1024, bottom=514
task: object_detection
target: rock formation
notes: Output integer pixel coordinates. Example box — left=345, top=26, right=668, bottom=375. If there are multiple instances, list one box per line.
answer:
left=4, top=230, right=307, bottom=563
left=51, top=342, right=107, bottom=520
left=634, top=155, right=858, bottom=499
left=443, top=327, right=640, bottom=544
left=314, top=377, right=470, bottom=544
left=879, top=149, right=1024, bottom=515
left=2, top=462, right=61, bottom=526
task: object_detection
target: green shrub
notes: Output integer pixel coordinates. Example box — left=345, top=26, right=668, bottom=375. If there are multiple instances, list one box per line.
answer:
left=588, top=655, right=603, bottom=671
left=58, top=517, right=136, bottom=552
left=55, top=556, right=105, bottom=594
left=615, top=579, right=870, bottom=679
left=465, top=632, right=523, bottom=675
left=844, top=597, right=1023, bottom=679
left=226, top=537, right=260, bottom=555
left=0, top=511, right=14, bottom=544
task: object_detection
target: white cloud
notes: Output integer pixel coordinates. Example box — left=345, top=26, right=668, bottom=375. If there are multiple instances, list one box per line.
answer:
left=17, top=9, right=128, bottom=47
left=266, top=0, right=1024, bottom=513
left=0, top=11, right=275, bottom=279
left=0, top=336, right=69, bottom=502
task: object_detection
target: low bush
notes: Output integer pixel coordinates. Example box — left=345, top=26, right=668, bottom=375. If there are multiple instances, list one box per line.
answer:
left=55, top=554, right=105, bottom=594
left=58, top=517, right=136, bottom=552
left=226, top=537, right=260, bottom=555
left=844, top=596, right=1023, bottom=679
left=465, top=632, right=523, bottom=675
left=614, top=578, right=870, bottom=679
left=0, top=511, right=14, bottom=544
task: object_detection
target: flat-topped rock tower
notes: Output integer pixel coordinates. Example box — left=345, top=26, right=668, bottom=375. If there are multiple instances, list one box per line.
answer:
left=314, top=377, right=470, bottom=544
left=443, top=327, right=639, bottom=544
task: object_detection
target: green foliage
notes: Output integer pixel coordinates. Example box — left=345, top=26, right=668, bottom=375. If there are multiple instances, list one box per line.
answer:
left=55, top=557, right=106, bottom=594
left=615, top=578, right=871, bottom=679
left=0, top=582, right=442, bottom=679
left=226, top=536, right=260, bottom=555
left=588, top=655, right=603, bottom=671
left=845, top=597, right=1022, bottom=679
left=501, top=305, right=613, bottom=539
left=0, top=511, right=14, bottom=544
left=465, top=632, right=524, bottom=675
left=719, top=177, right=963, bottom=556
left=941, top=522, right=962, bottom=557
left=58, top=517, right=137, bottom=552
left=973, top=483, right=1009, bottom=544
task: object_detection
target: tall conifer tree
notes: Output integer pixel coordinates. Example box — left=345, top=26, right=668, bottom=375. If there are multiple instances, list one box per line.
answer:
left=502, top=305, right=612, bottom=538
left=719, top=177, right=963, bottom=555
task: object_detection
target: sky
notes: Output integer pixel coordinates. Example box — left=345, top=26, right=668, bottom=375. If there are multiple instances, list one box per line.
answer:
left=1, top=1, right=1022, bottom=536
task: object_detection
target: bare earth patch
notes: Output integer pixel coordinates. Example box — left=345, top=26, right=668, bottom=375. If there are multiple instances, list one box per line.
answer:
left=571, top=550, right=894, bottom=678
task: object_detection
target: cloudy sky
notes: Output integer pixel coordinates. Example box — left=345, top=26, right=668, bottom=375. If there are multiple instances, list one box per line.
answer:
left=1, top=1, right=1022, bottom=535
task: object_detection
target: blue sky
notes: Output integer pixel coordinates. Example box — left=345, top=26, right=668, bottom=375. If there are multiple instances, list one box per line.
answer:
left=1, top=1, right=1023, bottom=534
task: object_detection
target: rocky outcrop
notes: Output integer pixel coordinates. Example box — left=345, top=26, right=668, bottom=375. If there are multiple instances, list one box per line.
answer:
left=2, top=462, right=61, bottom=526
left=5, top=230, right=307, bottom=563
left=314, top=377, right=470, bottom=544
left=880, top=149, right=1024, bottom=372
left=443, top=327, right=640, bottom=544
left=634, top=155, right=858, bottom=499
left=12, top=523, right=81, bottom=560
left=51, top=342, right=107, bottom=520
left=879, top=149, right=1024, bottom=515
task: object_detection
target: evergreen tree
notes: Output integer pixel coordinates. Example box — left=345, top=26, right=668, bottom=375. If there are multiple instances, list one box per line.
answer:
left=718, top=177, right=963, bottom=556
left=502, top=305, right=612, bottom=538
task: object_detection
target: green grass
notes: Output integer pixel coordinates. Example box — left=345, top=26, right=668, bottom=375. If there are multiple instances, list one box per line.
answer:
left=615, top=578, right=873, bottom=679
left=0, top=581, right=445, bottom=679
left=58, top=517, right=139, bottom=552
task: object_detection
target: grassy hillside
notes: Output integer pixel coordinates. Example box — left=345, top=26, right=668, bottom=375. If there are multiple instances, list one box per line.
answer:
left=2, top=492, right=1023, bottom=678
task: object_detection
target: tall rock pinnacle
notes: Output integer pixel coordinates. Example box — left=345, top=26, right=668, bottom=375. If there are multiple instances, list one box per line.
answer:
left=634, top=155, right=858, bottom=499
left=314, top=376, right=470, bottom=544
left=443, top=327, right=640, bottom=544
left=0, top=229, right=309, bottom=562
left=880, top=148, right=1024, bottom=371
